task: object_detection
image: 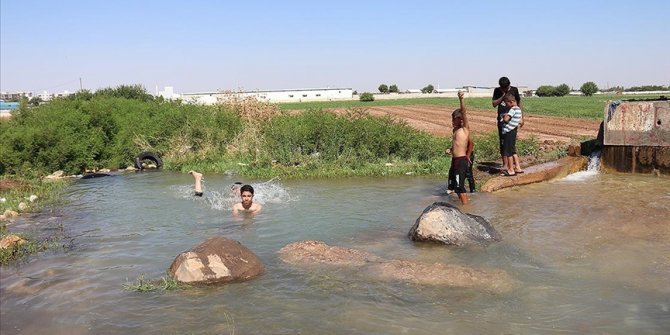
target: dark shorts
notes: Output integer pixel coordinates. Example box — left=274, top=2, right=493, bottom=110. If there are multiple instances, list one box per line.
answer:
left=503, top=128, right=517, bottom=156
left=194, top=191, right=203, bottom=197
left=448, top=156, right=469, bottom=194
left=497, top=115, right=506, bottom=155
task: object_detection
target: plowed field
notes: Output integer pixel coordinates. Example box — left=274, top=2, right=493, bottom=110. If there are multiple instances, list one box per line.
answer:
left=333, top=105, right=600, bottom=143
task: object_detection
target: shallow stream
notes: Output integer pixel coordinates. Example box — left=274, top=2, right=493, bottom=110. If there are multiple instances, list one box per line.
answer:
left=1, top=170, right=669, bottom=334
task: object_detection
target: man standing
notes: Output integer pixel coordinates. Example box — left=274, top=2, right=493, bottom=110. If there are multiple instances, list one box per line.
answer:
left=491, top=77, right=522, bottom=170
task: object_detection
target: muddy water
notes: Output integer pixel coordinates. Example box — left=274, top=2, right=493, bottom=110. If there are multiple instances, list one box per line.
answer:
left=1, top=171, right=669, bottom=334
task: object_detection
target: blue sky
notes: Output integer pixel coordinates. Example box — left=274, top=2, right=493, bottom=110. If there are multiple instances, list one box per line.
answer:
left=1, top=0, right=669, bottom=94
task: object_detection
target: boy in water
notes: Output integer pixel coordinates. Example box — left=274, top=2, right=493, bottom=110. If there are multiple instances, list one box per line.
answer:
left=232, top=184, right=263, bottom=215
left=501, top=94, right=523, bottom=176
left=447, top=91, right=470, bottom=205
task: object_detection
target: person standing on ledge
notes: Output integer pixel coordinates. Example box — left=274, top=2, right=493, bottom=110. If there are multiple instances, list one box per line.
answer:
left=492, top=76, right=523, bottom=171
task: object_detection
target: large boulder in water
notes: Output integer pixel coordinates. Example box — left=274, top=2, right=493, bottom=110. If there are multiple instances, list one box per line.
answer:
left=408, top=202, right=501, bottom=246
left=168, top=237, right=264, bottom=284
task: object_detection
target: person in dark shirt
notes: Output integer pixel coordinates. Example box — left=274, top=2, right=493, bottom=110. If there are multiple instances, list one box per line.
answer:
left=491, top=76, right=523, bottom=171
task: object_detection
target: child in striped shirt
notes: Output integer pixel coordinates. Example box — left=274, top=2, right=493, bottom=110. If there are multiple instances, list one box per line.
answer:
left=501, top=94, right=523, bottom=176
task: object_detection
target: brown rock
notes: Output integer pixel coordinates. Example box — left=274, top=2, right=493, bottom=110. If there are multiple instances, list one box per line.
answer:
left=168, top=237, right=264, bottom=284
left=567, top=143, right=581, bottom=157
left=366, top=260, right=517, bottom=293
left=0, top=234, right=26, bottom=249
left=278, top=240, right=380, bottom=266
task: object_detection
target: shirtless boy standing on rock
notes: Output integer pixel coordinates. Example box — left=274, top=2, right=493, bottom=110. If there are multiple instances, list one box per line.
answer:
left=447, top=91, right=470, bottom=205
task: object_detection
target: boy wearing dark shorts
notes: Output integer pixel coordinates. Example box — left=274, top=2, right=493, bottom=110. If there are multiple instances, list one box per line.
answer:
left=501, top=94, right=523, bottom=176
left=447, top=91, right=470, bottom=205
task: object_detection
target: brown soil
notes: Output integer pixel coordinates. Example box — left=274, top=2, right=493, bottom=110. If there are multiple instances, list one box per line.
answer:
left=332, top=105, right=601, bottom=144
left=0, top=179, right=28, bottom=193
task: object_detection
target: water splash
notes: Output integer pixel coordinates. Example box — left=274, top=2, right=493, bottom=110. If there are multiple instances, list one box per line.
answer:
left=562, top=150, right=601, bottom=182
left=171, top=177, right=293, bottom=211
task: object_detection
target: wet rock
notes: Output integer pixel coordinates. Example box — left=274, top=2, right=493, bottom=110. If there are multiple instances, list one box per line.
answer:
left=366, top=260, right=516, bottom=293
left=0, top=234, right=26, bottom=249
left=567, top=143, right=581, bottom=157
left=18, top=202, right=27, bottom=211
left=168, top=237, right=263, bottom=284
left=408, top=202, right=501, bottom=246
left=278, top=240, right=516, bottom=293
left=278, top=240, right=381, bottom=266
left=2, top=209, right=19, bottom=219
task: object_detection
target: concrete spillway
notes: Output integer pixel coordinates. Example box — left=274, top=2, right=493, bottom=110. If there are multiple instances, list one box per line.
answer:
left=601, top=97, right=670, bottom=174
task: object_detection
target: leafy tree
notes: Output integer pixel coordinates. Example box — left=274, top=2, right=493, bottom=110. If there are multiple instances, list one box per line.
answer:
left=421, top=84, right=434, bottom=94
left=378, top=84, right=389, bottom=94
left=536, top=85, right=556, bottom=97
left=94, top=84, right=154, bottom=101
left=359, top=92, right=375, bottom=102
left=580, top=81, right=599, bottom=96
left=555, top=83, right=570, bottom=96
left=29, top=97, right=43, bottom=106
left=389, top=84, right=399, bottom=93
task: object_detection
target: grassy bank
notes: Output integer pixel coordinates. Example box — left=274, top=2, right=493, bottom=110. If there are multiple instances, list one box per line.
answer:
left=279, top=94, right=662, bottom=119
left=0, top=176, right=68, bottom=265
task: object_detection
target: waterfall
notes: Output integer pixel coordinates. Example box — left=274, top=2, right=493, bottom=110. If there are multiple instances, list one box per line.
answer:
left=562, top=150, right=601, bottom=181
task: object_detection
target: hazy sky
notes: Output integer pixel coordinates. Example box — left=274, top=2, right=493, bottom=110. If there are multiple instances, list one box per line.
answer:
left=1, top=0, right=669, bottom=94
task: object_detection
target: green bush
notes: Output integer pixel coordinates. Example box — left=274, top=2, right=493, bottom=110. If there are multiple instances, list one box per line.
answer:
left=536, top=85, right=557, bottom=97
left=580, top=81, right=599, bottom=96
left=0, top=94, right=242, bottom=176
left=555, top=84, right=571, bottom=96
left=359, top=92, right=375, bottom=102
left=262, top=109, right=447, bottom=169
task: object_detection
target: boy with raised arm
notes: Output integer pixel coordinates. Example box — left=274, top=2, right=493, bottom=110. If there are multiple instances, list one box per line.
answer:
left=447, top=91, right=470, bottom=205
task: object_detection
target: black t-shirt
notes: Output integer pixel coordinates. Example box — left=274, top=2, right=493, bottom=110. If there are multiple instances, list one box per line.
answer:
left=492, top=86, right=521, bottom=116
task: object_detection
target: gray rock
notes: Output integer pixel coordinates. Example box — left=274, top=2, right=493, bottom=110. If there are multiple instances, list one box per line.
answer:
left=168, top=237, right=264, bottom=284
left=408, top=202, right=501, bottom=246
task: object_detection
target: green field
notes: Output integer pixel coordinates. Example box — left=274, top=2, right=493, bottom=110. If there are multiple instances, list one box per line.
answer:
left=279, top=94, right=663, bottom=119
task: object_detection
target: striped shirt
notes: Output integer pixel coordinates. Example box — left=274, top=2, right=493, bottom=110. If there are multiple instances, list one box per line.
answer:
left=503, top=106, right=522, bottom=134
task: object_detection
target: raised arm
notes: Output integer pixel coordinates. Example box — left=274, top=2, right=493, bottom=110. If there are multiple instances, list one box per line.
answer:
left=458, top=91, right=469, bottom=129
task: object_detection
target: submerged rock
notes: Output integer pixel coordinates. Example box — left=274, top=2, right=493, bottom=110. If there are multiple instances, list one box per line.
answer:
left=366, top=259, right=516, bottom=293
left=278, top=240, right=380, bottom=266
left=408, top=202, right=501, bottom=246
left=168, top=237, right=263, bottom=284
left=278, top=240, right=516, bottom=292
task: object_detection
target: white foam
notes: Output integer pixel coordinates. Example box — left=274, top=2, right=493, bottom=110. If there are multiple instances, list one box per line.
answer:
left=172, top=177, right=293, bottom=211
left=562, top=150, right=601, bottom=182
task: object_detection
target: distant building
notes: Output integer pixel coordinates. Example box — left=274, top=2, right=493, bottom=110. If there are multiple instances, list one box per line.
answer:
left=179, top=87, right=353, bottom=105
left=0, top=91, right=32, bottom=100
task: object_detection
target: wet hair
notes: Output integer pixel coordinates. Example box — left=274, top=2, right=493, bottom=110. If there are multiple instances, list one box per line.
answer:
left=452, top=109, right=463, bottom=119
left=240, top=184, right=254, bottom=195
left=498, top=76, right=511, bottom=88
left=230, top=181, right=243, bottom=190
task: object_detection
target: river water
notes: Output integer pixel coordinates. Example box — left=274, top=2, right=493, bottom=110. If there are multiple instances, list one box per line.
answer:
left=1, top=169, right=669, bottom=334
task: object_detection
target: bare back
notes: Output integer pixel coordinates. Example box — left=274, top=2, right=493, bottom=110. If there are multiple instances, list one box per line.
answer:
left=452, top=127, right=470, bottom=157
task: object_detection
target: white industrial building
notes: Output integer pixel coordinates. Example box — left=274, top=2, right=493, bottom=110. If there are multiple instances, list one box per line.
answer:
left=172, top=87, right=353, bottom=105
